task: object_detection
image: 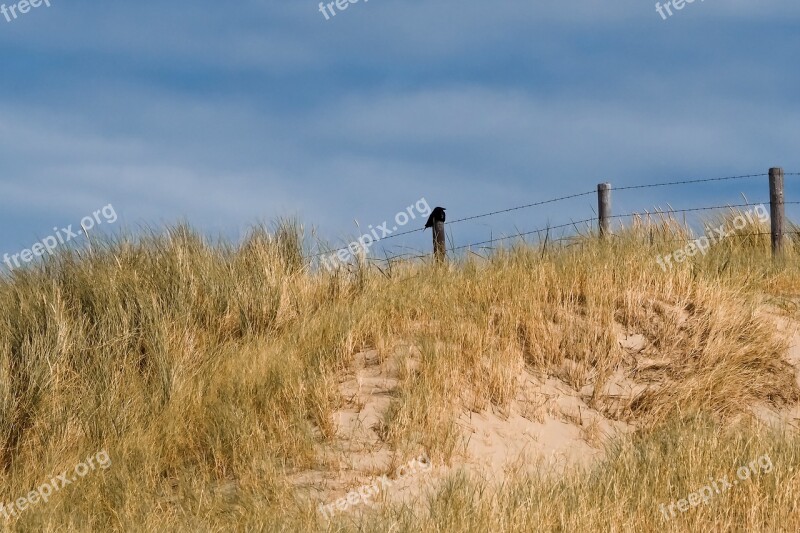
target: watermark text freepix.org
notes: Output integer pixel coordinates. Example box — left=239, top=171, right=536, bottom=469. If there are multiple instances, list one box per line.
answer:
left=318, top=454, right=431, bottom=519
left=656, top=204, right=768, bottom=271
left=659, top=454, right=772, bottom=520
left=3, top=204, right=118, bottom=271
left=318, top=0, right=368, bottom=21
left=655, top=0, right=705, bottom=21
left=0, top=450, right=111, bottom=521
left=319, top=198, right=431, bottom=272
left=1, top=0, right=52, bottom=23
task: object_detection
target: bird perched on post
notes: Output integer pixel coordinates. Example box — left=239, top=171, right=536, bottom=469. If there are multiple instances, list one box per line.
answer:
left=424, top=207, right=446, bottom=230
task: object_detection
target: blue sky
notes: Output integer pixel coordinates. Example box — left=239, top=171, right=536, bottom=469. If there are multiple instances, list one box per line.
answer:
left=1, top=0, right=799, bottom=262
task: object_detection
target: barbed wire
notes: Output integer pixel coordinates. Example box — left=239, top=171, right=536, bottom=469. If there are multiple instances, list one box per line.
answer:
left=619, top=201, right=800, bottom=218
left=446, top=190, right=596, bottom=225
left=613, top=173, right=768, bottom=192
left=449, top=217, right=597, bottom=253
left=309, top=172, right=798, bottom=260
left=440, top=173, right=778, bottom=229
left=366, top=235, right=585, bottom=263
left=308, top=189, right=596, bottom=258
left=608, top=201, right=766, bottom=219
left=441, top=202, right=800, bottom=255
left=368, top=230, right=800, bottom=264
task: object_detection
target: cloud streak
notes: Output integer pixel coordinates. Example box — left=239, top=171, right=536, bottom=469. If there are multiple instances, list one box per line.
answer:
left=0, top=1, right=798, bottom=256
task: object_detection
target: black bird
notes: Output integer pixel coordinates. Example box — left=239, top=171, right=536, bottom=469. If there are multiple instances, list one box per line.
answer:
left=424, top=207, right=446, bottom=230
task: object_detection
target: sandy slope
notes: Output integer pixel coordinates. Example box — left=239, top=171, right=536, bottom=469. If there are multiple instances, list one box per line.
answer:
left=297, top=310, right=800, bottom=520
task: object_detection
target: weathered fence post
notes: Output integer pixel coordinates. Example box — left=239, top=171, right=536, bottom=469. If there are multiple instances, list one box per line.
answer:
left=769, top=167, right=785, bottom=258
left=425, top=206, right=447, bottom=262
left=598, top=182, right=612, bottom=238
left=433, top=219, right=446, bottom=262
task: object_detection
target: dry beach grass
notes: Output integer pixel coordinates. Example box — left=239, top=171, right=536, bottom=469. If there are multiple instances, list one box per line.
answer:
left=1, top=212, right=800, bottom=531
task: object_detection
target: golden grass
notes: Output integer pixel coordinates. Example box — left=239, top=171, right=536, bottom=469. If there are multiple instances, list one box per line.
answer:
left=364, top=416, right=800, bottom=532
left=0, top=210, right=799, bottom=531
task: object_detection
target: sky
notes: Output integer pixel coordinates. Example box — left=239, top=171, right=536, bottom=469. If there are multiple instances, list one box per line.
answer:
left=1, top=0, right=799, bottom=265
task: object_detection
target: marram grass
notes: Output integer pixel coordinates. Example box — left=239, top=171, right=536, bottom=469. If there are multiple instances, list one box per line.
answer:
left=0, top=213, right=799, bottom=531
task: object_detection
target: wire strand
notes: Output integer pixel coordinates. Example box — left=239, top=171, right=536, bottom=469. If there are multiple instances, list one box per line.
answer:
left=450, top=217, right=597, bottom=252
left=308, top=189, right=595, bottom=258
left=446, top=190, right=596, bottom=225
left=308, top=172, right=798, bottom=260
left=445, top=202, right=800, bottom=253
left=373, top=231, right=800, bottom=263
left=614, top=173, right=767, bottom=192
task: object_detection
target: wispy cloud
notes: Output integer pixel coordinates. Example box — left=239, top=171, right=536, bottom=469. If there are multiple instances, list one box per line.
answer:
left=1, top=1, right=798, bottom=255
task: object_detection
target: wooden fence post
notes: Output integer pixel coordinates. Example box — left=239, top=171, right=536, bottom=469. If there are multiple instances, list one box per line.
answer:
left=769, top=167, right=785, bottom=258
left=425, top=206, right=447, bottom=262
left=598, top=183, right=612, bottom=238
left=433, top=219, right=446, bottom=262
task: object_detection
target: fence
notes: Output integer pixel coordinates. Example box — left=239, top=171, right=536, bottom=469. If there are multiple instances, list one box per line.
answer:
left=312, top=167, right=800, bottom=267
